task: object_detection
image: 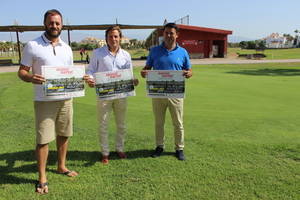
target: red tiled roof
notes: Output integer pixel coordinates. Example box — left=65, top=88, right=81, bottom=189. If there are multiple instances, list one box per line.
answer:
left=177, top=24, right=232, bottom=35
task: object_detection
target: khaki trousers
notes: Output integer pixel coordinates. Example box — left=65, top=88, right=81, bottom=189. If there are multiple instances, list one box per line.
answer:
left=152, top=98, right=184, bottom=150
left=97, top=98, right=127, bottom=156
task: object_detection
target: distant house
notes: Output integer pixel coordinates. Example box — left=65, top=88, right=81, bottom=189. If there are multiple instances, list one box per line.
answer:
left=263, top=33, right=293, bottom=48
left=121, top=37, right=130, bottom=44
left=81, top=37, right=106, bottom=47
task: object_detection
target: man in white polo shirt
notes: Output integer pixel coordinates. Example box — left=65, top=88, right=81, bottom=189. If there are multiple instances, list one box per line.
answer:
left=18, top=9, right=78, bottom=194
left=84, top=26, right=138, bottom=164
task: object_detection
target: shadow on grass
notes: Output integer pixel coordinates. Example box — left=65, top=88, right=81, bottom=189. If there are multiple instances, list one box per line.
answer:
left=0, top=150, right=99, bottom=185
left=267, top=145, right=300, bottom=162
left=0, top=149, right=165, bottom=185
left=227, top=68, right=300, bottom=76
left=126, top=149, right=175, bottom=160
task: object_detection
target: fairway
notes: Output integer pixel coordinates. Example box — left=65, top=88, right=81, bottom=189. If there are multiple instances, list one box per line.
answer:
left=0, top=63, right=299, bottom=199
left=229, top=48, right=300, bottom=60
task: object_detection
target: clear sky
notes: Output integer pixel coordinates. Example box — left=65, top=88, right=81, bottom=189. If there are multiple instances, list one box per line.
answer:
left=1, top=0, right=300, bottom=42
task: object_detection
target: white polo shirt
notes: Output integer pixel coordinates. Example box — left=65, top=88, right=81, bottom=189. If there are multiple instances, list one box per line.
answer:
left=86, top=45, right=132, bottom=74
left=21, top=33, right=73, bottom=101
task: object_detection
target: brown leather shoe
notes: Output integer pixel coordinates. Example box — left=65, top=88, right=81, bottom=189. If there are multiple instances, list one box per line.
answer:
left=102, top=155, right=109, bottom=164
left=117, top=152, right=127, bottom=159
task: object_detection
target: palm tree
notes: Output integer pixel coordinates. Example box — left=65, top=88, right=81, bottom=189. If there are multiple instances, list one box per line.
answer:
left=294, top=30, right=300, bottom=47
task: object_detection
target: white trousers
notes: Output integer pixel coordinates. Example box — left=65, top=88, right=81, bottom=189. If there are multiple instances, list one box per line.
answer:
left=97, top=98, right=127, bottom=156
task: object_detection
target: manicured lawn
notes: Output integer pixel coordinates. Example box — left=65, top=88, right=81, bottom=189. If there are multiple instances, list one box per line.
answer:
left=126, top=49, right=148, bottom=59
left=0, top=63, right=299, bottom=199
left=0, top=55, right=19, bottom=63
left=0, top=49, right=148, bottom=65
left=73, top=49, right=148, bottom=62
left=3, top=48, right=300, bottom=65
left=229, top=47, right=300, bottom=59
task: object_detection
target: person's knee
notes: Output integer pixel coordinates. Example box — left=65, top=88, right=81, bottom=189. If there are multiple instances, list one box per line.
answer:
left=36, top=143, right=48, bottom=149
left=57, top=135, right=68, bottom=139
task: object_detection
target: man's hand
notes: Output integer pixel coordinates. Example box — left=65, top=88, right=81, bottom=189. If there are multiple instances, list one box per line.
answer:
left=133, top=78, right=139, bottom=86
left=30, top=74, right=45, bottom=84
left=140, top=66, right=152, bottom=78
left=18, top=65, right=45, bottom=84
left=140, top=70, right=148, bottom=78
left=183, top=69, right=192, bottom=79
left=83, top=75, right=95, bottom=88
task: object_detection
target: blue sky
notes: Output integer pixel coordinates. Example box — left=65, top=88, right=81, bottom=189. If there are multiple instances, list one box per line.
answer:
left=1, top=0, right=300, bottom=42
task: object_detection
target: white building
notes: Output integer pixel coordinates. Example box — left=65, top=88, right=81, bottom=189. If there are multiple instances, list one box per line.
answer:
left=263, top=33, right=293, bottom=48
left=121, top=37, right=130, bottom=44
left=81, top=36, right=131, bottom=47
left=81, top=37, right=106, bottom=47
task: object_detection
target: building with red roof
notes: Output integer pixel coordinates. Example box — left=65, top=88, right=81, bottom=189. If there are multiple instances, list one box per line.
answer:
left=149, top=24, right=232, bottom=58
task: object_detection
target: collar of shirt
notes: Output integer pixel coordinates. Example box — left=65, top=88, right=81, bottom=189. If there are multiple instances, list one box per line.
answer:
left=41, top=33, right=63, bottom=46
left=104, top=45, right=121, bottom=57
left=160, top=42, right=179, bottom=53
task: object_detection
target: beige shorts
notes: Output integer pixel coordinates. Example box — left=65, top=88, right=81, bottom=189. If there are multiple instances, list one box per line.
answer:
left=34, top=99, right=73, bottom=144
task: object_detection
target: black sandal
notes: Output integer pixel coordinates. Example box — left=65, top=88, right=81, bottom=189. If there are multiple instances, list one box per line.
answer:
left=35, top=182, right=49, bottom=194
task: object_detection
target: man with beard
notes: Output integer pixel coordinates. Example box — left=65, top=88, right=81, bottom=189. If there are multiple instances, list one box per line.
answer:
left=18, top=9, right=78, bottom=194
left=141, top=23, right=192, bottom=161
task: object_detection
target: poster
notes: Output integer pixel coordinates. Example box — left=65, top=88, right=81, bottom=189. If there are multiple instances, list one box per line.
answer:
left=146, top=70, right=185, bottom=98
left=42, top=65, right=85, bottom=98
left=94, top=69, right=135, bottom=100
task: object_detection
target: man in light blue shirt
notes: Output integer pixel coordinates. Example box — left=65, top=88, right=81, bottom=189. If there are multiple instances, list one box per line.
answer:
left=84, top=26, right=138, bottom=164
left=146, top=41, right=191, bottom=71
left=141, top=23, right=192, bottom=161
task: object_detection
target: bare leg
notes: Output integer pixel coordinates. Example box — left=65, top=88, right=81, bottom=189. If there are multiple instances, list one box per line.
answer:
left=56, top=135, right=78, bottom=176
left=36, top=143, right=49, bottom=194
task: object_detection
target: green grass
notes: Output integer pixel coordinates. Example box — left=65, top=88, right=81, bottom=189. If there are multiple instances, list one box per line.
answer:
left=126, top=49, right=148, bottom=59
left=229, top=47, right=300, bottom=59
left=0, top=63, right=299, bottom=199
left=73, top=49, right=148, bottom=61
left=3, top=48, right=300, bottom=64
left=0, top=55, right=19, bottom=63
left=73, top=50, right=92, bottom=62
left=0, top=49, right=148, bottom=64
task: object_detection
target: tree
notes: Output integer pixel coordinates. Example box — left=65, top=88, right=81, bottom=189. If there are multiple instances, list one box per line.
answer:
left=70, top=42, right=79, bottom=50
left=80, top=43, right=97, bottom=50
left=256, top=40, right=266, bottom=50
left=239, top=40, right=265, bottom=50
left=293, top=30, right=299, bottom=47
left=239, top=41, right=247, bottom=49
left=228, top=42, right=240, bottom=48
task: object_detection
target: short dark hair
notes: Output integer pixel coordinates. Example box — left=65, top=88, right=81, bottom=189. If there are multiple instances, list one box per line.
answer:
left=105, top=25, right=123, bottom=39
left=163, top=23, right=179, bottom=32
left=43, top=9, right=63, bottom=24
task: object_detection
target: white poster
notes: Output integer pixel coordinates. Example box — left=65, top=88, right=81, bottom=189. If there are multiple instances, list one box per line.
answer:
left=146, top=70, right=185, bottom=98
left=42, top=65, right=85, bottom=98
left=94, top=69, right=135, bottom=100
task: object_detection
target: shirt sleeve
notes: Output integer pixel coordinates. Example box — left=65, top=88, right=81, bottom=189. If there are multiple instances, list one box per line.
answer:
left=125, top=51, right=133, bottom=70
left=125, top=52, right=134, bottom=78
left=183, top=50, right=191, bottom=70
left=20, top=42, right=34, bottom=67
left=146, top=48, right=154, bottom=67
left=69, top=46, right=73, bottom=65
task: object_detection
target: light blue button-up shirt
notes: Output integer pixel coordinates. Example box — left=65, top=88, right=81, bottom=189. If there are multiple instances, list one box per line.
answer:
left=87, top=45, right=132, bottom=76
